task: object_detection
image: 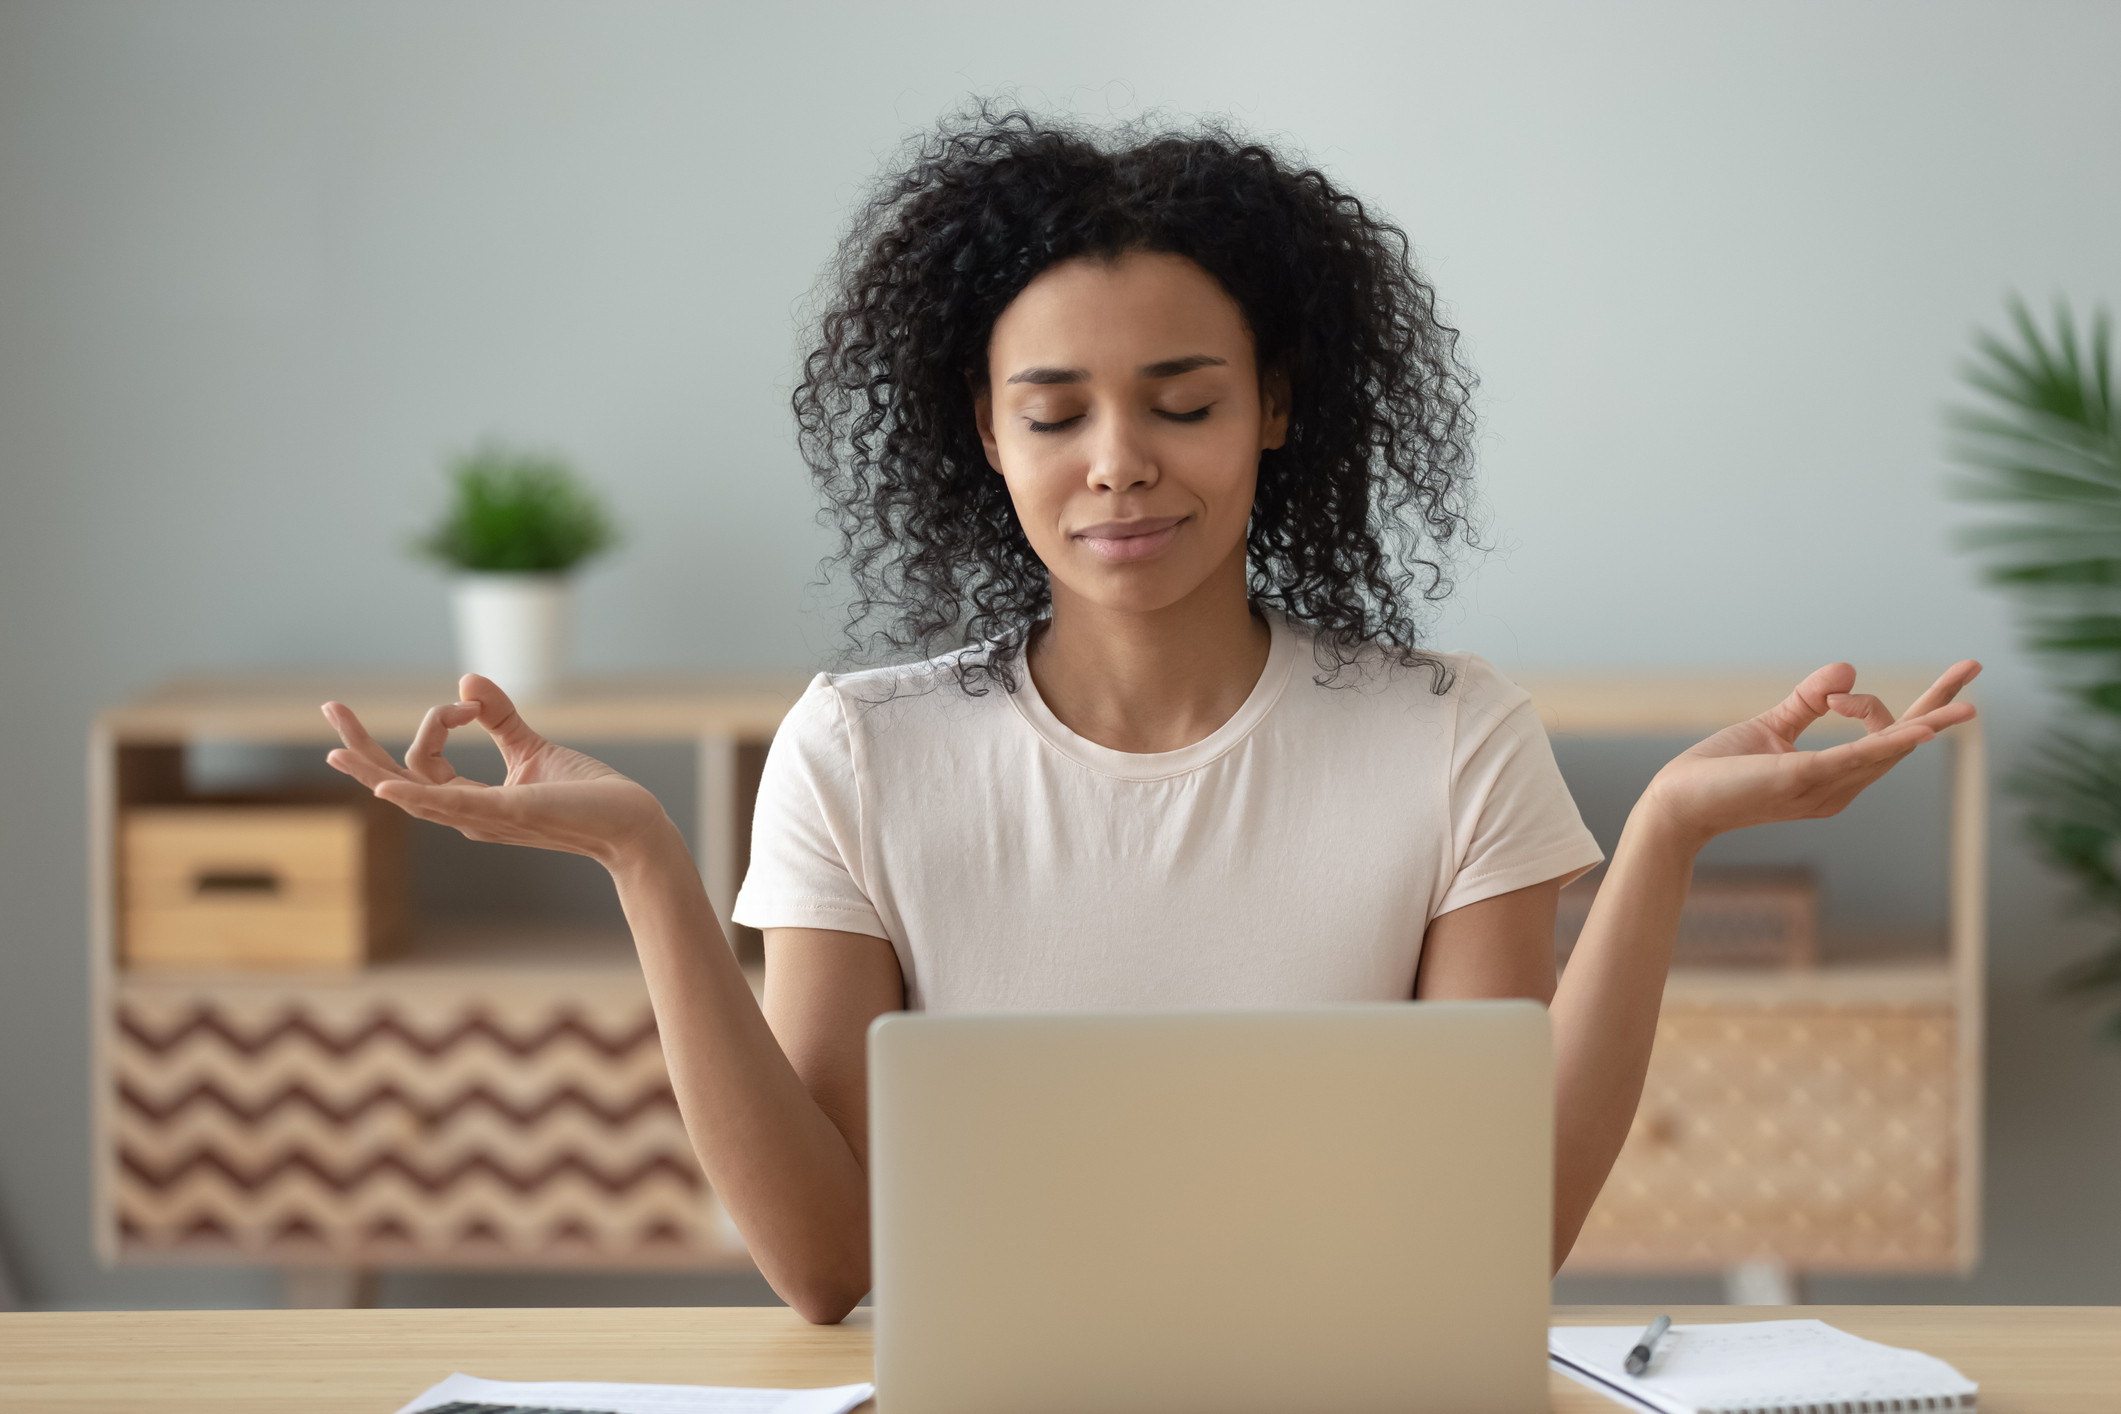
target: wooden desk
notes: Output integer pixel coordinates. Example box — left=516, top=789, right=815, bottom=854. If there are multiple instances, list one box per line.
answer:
left=1, top=1304, right=2112, bottom=1413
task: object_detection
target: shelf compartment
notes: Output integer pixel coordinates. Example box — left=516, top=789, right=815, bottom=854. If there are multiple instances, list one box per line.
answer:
left=109, top=963, right=751, bottom=1271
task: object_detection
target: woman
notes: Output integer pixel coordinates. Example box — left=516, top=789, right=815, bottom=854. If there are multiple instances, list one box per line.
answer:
left=322, top=110, right=1976, bottom=1324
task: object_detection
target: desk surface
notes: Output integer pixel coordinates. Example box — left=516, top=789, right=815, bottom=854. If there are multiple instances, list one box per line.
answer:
left=1, top=1304, right=2111, bottom=1413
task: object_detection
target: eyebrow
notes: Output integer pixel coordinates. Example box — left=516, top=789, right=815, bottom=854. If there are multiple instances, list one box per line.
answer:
left=1141, top=354, right=1227, bottom=379
left=1003, top=354, right=1228, bottom=386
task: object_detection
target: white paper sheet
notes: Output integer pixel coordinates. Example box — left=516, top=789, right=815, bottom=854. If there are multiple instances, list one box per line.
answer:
left=1546, top=1356, right=1663, bottom=1414
left=394, top=1372, right=875, bottom=1414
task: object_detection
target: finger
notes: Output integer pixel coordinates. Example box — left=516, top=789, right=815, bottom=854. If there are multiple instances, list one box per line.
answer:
left=405, top=701, right=480, bottom=785
left=324, top=746, right=412, bottom=792
left=1809, top=722, right=1933, bottom=778
left=1896, top=700, right=1978, bottom=735
left=316, top=708, right=411, bottom=784
left=1899, top=660, right=1983, bottom=722
left=322, top=702, right=392, bottom=760
left=1826, top=692, right=1895, bottom=735
left=458, top=673, right=548, bottom=768
left=1756, top=663, right=1859, bottom=743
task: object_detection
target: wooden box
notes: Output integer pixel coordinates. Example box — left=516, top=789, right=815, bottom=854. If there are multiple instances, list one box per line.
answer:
left=1557, top=865, right=1818, bottom=968
left=122, top=799, right=406, bottom=970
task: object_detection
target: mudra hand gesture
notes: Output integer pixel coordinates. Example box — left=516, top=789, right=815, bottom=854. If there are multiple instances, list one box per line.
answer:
left=1644, top=659, right=1981, bottom=848
left=321, top=674, right=669, bottom=868
left=326, top=662, right=1984, bottom=868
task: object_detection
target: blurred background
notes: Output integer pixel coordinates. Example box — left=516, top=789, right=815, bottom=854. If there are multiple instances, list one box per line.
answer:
left=1, top=0, right=2117, bottom=1311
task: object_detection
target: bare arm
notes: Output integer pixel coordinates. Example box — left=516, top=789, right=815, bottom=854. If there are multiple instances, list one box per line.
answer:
left=1415, top=878, right=1576, bottom=1263
left=610, top=842, right=900, bottom=1322
left=1420, top=659, right=1982, bottom=1272
left=320, top=676, right=898, bottom=1323
left=1421, top=851, right=1696, bottom=1271
left=1544, top=812, right=1693, bottom=1267
left=1415, top=880, right=1560, bottom=1007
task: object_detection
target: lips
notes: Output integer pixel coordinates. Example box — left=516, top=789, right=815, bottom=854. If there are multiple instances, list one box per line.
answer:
left=1073, top=515, right=1187, bottom=563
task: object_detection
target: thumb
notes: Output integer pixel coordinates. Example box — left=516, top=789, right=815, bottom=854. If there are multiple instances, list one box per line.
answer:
left=1756, top=661, right=1858, bottom=742
left=458, top=673, right=547, bottom=764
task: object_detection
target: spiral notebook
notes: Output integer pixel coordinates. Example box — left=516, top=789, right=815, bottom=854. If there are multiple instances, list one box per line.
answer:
left=1548, top=1319, right=1978, bottom=1414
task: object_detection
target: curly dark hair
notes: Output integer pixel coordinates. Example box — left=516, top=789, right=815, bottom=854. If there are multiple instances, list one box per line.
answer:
left=793, top=104, right=1478, bottom=692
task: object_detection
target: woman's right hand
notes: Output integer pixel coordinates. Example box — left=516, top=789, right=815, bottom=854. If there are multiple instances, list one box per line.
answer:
left=322, top=674, right=670, bottom=869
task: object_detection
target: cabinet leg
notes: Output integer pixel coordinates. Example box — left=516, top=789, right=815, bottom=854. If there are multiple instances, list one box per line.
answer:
left=284, top=1265, right=379, bottom=1309
left=696, top=734, right=739, bottom=945
left=1724, top=1257, right=1803, bottom=1305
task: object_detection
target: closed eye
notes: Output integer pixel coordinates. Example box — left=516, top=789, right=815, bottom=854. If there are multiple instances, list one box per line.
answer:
left=1026, top=404, right=1211, bottom=433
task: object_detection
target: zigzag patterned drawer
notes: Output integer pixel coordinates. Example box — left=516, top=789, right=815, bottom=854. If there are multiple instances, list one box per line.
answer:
left=1564, top=1000, right=1958, bottom=1273
left=107, top=971, right=748, bottom=1268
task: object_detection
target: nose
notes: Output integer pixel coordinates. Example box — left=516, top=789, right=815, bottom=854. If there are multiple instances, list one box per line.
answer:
left=1084, top=411, right=1158, bottom=494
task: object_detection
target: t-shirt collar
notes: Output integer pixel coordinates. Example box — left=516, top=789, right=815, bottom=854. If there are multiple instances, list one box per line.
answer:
left=1006, top=612, right=1300, bottom=781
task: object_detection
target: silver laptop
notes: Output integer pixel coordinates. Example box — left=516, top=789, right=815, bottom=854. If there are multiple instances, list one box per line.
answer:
left=868, top=1001, right=1552, bottom=1414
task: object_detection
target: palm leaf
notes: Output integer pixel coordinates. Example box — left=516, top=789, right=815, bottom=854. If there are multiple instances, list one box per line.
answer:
left=2030, top=615, right=2121, bottom=653
left=1988, top=560, right=2121, bottom=587
left=1953, top=297, right=2121, bottom=1035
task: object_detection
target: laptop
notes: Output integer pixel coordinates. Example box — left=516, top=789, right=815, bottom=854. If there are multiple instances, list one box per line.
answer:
left=867, top=1001, right=1552, bottom=1414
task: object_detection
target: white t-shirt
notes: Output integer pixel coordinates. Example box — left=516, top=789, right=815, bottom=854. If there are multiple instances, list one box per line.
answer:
left=732, top=615, right=1602, bottom=1013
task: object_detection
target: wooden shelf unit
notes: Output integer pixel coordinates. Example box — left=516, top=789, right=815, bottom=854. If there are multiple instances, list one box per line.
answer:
left=1517, top=673, right=1985, bottom=1282
left=90, top=674, right=809, bottom=1277
left=89, top=670, right=1983, bottom=1289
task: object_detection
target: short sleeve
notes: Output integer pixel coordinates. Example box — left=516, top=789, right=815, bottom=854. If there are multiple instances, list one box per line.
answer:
left=1431, top=657, right=1605, bottom=918
left=730, top=674, right=892, bottom=940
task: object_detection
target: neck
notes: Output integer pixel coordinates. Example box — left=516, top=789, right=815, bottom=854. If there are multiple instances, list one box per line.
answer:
left=1028, top=547, right=1272, bottom=754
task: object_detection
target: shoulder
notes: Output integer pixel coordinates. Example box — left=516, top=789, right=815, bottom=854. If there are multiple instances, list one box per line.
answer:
left=777, top=645, right=1016, bottom=751
left=1277, top=621, right=1528, bottom=721
left=1270, top=626, right=1547, bottom=770
left=1435, top=652, right=1537, bottom=733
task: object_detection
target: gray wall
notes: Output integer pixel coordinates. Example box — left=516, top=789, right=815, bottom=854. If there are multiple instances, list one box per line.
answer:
left=2, top=0, right=2117, bottom=1310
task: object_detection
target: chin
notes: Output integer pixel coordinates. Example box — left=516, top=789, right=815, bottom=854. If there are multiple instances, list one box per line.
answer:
left=1068, top=570, right=1209, bottom=617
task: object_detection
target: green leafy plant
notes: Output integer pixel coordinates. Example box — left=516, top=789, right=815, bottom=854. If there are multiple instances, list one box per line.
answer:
left=417, top=442, right=619, bottom=574
left=1952, top=297, right=2121, bottom=1035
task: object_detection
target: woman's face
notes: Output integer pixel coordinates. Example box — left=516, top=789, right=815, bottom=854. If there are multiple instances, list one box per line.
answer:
left=975, top=250, right=1287, bottom=620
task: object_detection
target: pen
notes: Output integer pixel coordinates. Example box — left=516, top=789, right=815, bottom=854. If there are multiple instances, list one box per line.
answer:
left=1624, top=1314, right=1671, bottom=1376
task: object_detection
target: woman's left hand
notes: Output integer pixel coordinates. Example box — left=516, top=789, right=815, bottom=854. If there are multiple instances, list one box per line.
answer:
left=1641, top=660, right=1982, bottom=850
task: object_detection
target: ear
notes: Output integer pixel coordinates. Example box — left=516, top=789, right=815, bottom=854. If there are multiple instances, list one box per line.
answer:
left=970, top=373, right=1004, bottom=472
left=1259, top=362, right=1292, bottom=452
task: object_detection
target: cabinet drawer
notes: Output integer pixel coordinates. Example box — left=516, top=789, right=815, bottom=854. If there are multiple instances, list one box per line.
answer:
left=111, top=982, right=742, bottom=1268
left=122, top=804, right=404, bottom=970
left=1566, top=1003, right=1958, bottom=1272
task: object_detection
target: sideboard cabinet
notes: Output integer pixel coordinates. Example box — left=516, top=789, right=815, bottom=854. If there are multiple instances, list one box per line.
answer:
left=90, top=671, right=1980, bottom=1299
left=90, top=675, right=807, bottom=1284
left=1521, top=675, right=1983, bottom=1291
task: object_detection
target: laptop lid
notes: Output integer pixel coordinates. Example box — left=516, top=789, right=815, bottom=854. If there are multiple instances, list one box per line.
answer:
left=868, top=1001, right=1552, bottom=1414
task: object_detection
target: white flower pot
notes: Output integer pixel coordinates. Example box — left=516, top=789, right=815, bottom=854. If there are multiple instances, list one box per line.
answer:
left=450, top=573, right=574, bottom=703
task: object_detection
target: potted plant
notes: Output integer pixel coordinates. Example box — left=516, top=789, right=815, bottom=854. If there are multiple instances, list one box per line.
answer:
left=1953, top=298, right=2121, bottom=1036
left=418, top=442, right=618, bottom=702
